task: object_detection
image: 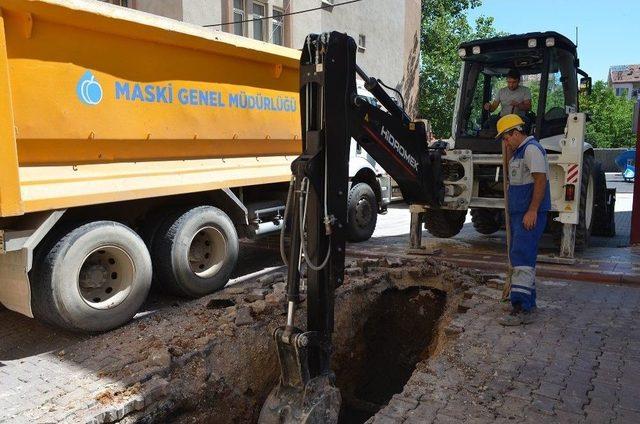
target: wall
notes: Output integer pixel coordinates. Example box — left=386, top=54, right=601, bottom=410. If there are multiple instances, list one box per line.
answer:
left=134, top=0, right=183, bottom=21
left=321, top=0, right=407, bottom=102
left=182, top=0, right=221, bottom=26
left=595, top=148, right=636, bottom=173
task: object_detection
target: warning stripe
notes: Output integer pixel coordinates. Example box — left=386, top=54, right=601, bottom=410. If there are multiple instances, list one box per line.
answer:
left=566, top=164, right=579, bottom=183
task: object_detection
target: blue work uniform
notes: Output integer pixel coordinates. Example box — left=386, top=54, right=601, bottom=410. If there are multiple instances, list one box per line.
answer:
left=508, top=136, right=551, bottom=312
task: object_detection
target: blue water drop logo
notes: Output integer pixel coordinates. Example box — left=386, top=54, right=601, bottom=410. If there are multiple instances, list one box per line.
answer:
left=77, top=70, right=103, bottom=105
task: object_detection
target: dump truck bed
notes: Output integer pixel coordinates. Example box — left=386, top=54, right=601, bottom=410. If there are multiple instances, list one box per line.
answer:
left=0, top=0, right=301, bottom=217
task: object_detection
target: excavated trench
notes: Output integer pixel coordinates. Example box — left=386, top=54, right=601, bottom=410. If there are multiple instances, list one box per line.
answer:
left=112, top=258, right=480, bottom=424
left=334, top=287, right=447, bottom=423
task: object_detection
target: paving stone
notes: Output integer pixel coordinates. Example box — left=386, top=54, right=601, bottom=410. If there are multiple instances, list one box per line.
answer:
left=554, top=410, right=585, bottom=424
left=531, top=394, right=556, bottom=416
left=583, top=404, right=614, bottom=424
left=534, top=381, right=563, bottom=400
left=615, top=408, right=640, bottom=424
left=404, top=402, right=441, bottom=423
left=557, top=395, right=587, bottom=415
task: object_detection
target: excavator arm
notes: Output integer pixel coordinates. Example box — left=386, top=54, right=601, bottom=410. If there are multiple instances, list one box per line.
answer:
left=259, top=32, right=445, bottom=424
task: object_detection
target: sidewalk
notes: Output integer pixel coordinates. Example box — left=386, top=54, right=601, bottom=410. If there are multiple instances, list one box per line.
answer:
left=372, top=278, right=640, bottom=423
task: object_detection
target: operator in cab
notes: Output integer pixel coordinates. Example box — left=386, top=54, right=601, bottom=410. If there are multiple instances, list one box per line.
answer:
left=484, top=69, right=532, bottom=117
left=497, top=114, right=550, bottom=326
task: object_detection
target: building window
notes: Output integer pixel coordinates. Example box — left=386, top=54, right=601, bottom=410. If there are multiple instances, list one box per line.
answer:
left=358, top=34, right=366, bottom=51
left=105, top=0, right=129, bottom=6
left=233, top=0, right=245, bottom=36
left=616, top=87, right=629, bottom=97
left=272, top=7, right=284, bottom=45
left=252, top=2, right=266, bottom=41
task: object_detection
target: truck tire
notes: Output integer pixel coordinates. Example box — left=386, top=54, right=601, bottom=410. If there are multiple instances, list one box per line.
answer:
left=31, top=221, right=152, bottom=332
left=153, top=206, right=239, bottom=297
left=423, top=209, right=466, bottom=238
left=591, top=161, right=615, bottom=237
left=347, top=183, right=378, bottom=242
left=470, top=208, right=503, bottom=235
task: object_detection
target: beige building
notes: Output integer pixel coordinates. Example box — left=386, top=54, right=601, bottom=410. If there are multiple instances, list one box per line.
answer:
left=102, top=0, right=421, bottom=116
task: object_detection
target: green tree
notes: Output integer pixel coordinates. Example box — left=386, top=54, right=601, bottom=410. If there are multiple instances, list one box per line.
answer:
left=419, top=1, right=504, bottom=137
left=580, top=81, right=636, bottom=148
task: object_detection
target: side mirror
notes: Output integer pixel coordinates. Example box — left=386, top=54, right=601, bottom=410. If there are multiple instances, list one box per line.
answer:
left=580, top=76, right=592, bottom=95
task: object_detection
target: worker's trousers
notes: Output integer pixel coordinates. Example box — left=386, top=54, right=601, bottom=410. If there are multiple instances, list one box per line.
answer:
left=509, top=211, right=547, bottom=312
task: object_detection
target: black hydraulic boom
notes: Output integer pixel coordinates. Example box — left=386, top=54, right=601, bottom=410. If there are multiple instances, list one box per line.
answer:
left=259, top=32, right=445, bottom=424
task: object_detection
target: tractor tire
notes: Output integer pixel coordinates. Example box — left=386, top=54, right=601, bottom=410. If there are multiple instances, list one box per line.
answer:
left=591, top=161, right=615, bottom=237
left=31, top=221, right=152, bottom=332
left=346, top=183, right=378, bottom=242
left=152, top=206, right=239, bottom=297
left=575, top=155, right=595, bottom=251
left=423, top=209, right=466, bottom=238
left=470, top=208, right=503, bottom=235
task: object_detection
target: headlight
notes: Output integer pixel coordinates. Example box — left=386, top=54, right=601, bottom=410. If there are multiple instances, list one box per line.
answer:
left=545, top=37, right=555, bottom=47
left=458, top=48, right=466, bottom=58
left=528, top=38, right=537, bottom=48
left=472, top=46, right=481, bottom=55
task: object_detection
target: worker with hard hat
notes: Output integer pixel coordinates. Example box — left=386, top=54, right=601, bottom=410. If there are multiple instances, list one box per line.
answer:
left=484, top=69, right=532, bottom=117
left=497, top=114, right=550, bottom=326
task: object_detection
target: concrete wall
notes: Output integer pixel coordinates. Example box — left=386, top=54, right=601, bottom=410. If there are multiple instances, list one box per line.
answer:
left=595, top=148, right=635, bottom=172
left=134, top=0, right=183, bottom=21
left=289, top=0, right=420, bottom=117
left=182, top=0, right=221, bottom=26
left=402, top=0, right=421, bottom=117
left=289, top=0, right=321, bottom=50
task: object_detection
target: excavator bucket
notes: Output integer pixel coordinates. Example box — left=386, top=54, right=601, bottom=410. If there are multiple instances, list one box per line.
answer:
left=259, top=375, right=340, bottom=423
left=258, top=328, right=340, bottom=423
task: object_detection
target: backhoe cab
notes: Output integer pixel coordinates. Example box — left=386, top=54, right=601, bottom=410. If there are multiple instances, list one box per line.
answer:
left=414, top=31, right=614, bottom=257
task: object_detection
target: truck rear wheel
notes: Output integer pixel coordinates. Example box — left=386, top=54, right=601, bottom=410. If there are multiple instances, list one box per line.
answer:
left=470, top=208, right=503, bottom=235
left=423, top=209, right=466, bottom=238
left=347, top=183, right=378, bottom=242
left=31, top=221, right=152, bottom=332
left=153, top=206, right=239, bottom=297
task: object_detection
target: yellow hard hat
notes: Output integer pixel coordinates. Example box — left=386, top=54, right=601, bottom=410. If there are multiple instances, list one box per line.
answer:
left=496, top=114, right=525, bottom=139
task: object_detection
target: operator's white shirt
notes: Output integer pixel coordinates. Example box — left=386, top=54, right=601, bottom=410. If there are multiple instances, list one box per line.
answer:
left=495, top=86, right=531, bottom=117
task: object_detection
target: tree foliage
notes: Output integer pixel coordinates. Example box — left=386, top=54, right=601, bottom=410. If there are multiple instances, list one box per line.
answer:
left=419, top=1, right=504, bottom=137
left=579, top=81, right=636, bottom=148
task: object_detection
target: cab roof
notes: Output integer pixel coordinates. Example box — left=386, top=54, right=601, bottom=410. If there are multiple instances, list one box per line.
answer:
left=459, top=31, right=577, bottom=57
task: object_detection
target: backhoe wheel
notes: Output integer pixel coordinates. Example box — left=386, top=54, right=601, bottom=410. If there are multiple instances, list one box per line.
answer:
left=575, top=155, right=595, bottom=251
left=31, top=221, right=152, bottom=332
left=470, top=208, right=504, bottom=235
left=347, top=183, right=378, bottom=242
left=591, top=161, right=615, bottom=237
left=423, top=209, right=466, bottom=238
left=153, top=206, right=239, bottom=297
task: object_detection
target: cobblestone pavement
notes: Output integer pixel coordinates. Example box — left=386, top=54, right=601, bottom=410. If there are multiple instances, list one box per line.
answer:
left=371, top=279, right=640, bottom=424
left=0, top=175, right=636, bottom=423
left=0, top=244, right=283, bottom=423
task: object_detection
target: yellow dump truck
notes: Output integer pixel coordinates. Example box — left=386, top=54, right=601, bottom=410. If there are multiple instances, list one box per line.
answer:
left=0, top=0, right=390, bottom=331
